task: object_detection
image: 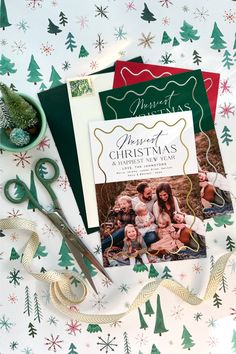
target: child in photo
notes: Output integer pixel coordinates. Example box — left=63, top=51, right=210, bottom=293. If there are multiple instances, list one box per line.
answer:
left=150, top=212, right=184, bottom=253
left=122, top=224, right=149, bottom=265
left=135, top=201, right=157, bottom=235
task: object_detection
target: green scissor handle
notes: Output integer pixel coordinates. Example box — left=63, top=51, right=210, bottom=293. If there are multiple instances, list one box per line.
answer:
left=35, top=158, right=60, bottom=203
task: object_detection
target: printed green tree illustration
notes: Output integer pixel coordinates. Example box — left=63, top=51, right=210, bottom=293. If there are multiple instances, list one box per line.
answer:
left=79, top=45, right=89, bottom=58
left=65, top=32, right=77, bottom=52
left=83, top=256, right=97, bottom=277
left=232, top=329, right=236, bottom=353
left=150, top=344, right=161, bottom=354
left=133, top=263, right=148, bottom=272
left=70, top=267, right=81, bottom=287
left=214, top=214, right=234, bottom=227
left=49, top=65, right=62, bottom=88
left=180, top=21, right=200, bottom=42
left=87, top=323, right=102, bottom=333
left=0, top=0, right=11, bottom=30
left=153, top=294, right=168, bottom=335
left=28, top=322, right=37, bottom=338
left=27, top=55, right=43, bottom=85
left=219, top=273, right=228, bottom=293
left=172, top=37, right=180, bottom=46
left=206, top=222, right=213, bottom=232
left=210, top=22, right=227, bottom=52
left=193, top=50, right=202, bottom=65
left=34, top=292, right=43, bottom=322
left=123, top=331, right=131, bottom=354
left=181, top=325, right=195, bottom=350
left=33, top=243, right=48, bottom=259
left=39, top=82, right=47, bottom=91
left=0, top=229, right=6, bottom=237
left=223, top=50, right=234, bottom=70
left=138, top=307, right=148, bottom=330
left=58, top=239, right=74, bottom=268
left=141, top=3, right=156, bottom=23
left=23, top=285, right=32, bottom=316
left=40, top=267, right=47, bottom=273
left=0, top=54, right=16, bottom=75
left=148, top=264, right=159, bottom=278
left=161, top=266, right=172, bottom=279
left=68, top=343, right=78, bottom=354
left=213, top=292, right=222, bottom=308
left=27, top=170, right=39, bottom=211
left=144, top=300, right=154, bottom=316
left=59, top=11, right=68, bottom=26
left=37, top=162, right=48, bottom=178
left=10, top=247, right=20, bottom=260
left=221, top=126, right=233, bottom=146
left=226, top=235, right=236, bottom=251
left=161, top=31, right=172, bottom=44
left=47, top=18, right=62, bottom=35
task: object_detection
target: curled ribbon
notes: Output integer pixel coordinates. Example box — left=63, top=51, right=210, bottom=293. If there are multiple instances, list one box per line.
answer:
left=0, top=217, right=235, bottom=324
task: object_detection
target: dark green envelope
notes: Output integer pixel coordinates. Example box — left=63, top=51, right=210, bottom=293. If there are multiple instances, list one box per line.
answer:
left=38, top=56, right=143, bottom=234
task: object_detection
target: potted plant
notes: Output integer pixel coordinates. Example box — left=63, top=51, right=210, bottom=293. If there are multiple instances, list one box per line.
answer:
left=0, top=82, right=47, bottom=152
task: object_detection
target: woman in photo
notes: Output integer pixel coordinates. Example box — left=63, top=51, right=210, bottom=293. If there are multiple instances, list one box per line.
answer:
left=153, top=182, right=180, bottom=221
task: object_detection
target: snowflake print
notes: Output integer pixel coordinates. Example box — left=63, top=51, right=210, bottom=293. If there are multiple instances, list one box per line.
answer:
left=11, top=40, right=27, bottom=54
left=62, top=61, right=71, bottom=71
left=192, top=262, right=203, bottom=273
left=94, top=244, right=102, bottom=255
left=94, top=33, right=106, bottom=53
left=159, top=0, right=173, bottom=8
left=101, top=276, right=112, bottom=287
left=95, top=5, right=109, bottom=19
left=77, top=16, right=89, bottom=29
left=208, top=336, right=219, bottom=348
left=57, top=175, right=70, bottom=191
left=118, top=283, right=129, bottom=293
left=162, top=16, right=170, bottom=25
left=26, top=0, right=43, bottom=9
left=41, top=42, right=54, bottom=55
left=182, top=5, right=190, bottom=12
left=110, top=320, right=122, bottom=327
left=224, top=9, right=236, bottom=23
left=48, top=316, right=58, bottom=326
left=97, top=334, right=118, bottom=353
left=8, top=293, right=18, bottom=304
left=0, top=38, right=7, bottom=46
left=126, top=1, right=136, bottom=11
left=13, top=152, right=32, bottom=168
left=51, top=0, right=58, bottom=6
left=193, top=7, right=209, bottom=21
left=138, top=32, right=155, bottom=49
left=45, top=334, right=63, bottom=352
left=118, top=50, right=126, bottom=56
left=37, top=136, right=50, bottom=150
left=219, top=102, right=235, bottom=118
left=206, top=317, right=217, bottom=327
left=65, top=320, right=81, bottom=335
left=90, top=292, right=108, bottom=311
left=10, top=232, right=18, bottom=241
left=21, top=347, right=33, bottom=354
left=230, top=307, right=236, bottom=320
left=90, top=60, right=98, bottom=70
left=7, top=268, right=23, bottom=286
left=194, top=312, right=203, bottom=321
left=135, top=332, right=148, bottom=346
left=17, top=19, right=29, bottom=32
left=114, top=25, right=127, bottom=40
left=0, top=314, right=14, bottom=331
left=160, top=52, right=175, bottom=64
left=0, top=251, right=4, bottom=260
left=8, top=209, right=23, bottom=218
left=178, top=272, right=187, bottom=281
left=228, top=259, right=236, bottom=273
left=220, top=79, right=232, bottom=95
left=171, top=304, right=184, bottom=320
left=41, top=289, right=50, bottom=305
left=9, top=341, right=19, bottom=350
left=42, top=224, right=58, bottom=238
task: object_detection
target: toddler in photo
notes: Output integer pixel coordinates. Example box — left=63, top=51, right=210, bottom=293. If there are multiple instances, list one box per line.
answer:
left=135, top=202, right=157, bottom=236
left=122, top=224, right=149, bottom=265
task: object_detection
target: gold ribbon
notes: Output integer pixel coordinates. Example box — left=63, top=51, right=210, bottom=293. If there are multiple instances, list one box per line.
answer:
left=0, top=217, right=235, bottom=324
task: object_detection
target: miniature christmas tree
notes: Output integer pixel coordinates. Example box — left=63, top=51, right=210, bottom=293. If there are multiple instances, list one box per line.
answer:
left=141, top=3, right=156, bottom=23
left=0, top=98, right=11, bottom=127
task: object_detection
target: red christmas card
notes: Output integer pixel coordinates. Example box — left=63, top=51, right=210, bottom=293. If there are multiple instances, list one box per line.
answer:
left=113, top=61, right=220, bottom=121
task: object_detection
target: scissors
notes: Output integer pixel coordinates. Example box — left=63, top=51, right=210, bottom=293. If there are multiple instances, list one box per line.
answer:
left=4, top=157, right=112, bottom=294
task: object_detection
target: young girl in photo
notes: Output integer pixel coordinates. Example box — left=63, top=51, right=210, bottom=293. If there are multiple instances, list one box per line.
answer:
left=135, top=202, right=157, bottom=236
left=150, top=212, right=184, bottom=253
left=122, top=224, right=149, bottom=265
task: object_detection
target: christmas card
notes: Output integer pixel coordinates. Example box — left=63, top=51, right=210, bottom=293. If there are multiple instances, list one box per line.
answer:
left=113, top=60, right=220, bottom=120
left=89, top=111, right=207, bottom=268
left=99, top=69, right=233, bottom=219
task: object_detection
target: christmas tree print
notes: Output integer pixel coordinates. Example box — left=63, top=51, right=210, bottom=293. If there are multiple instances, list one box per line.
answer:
left=226, top=235, right=236, bottom=251
left=161, top=266, right=172, bottom=279
left=133, top=263, right=148, bottom=272
left=210, top=22, right=227, bottom=52
left=27, top=170, right=39, bottom=211
left=123, top=332, right=131, bottom=354
left=68, top=343, right=78, bottom=354
left=9, top=247, right=20, bottom=260
left=138, top=307, right=148, bottom=329
left=232, top=329, right=236, bottom=352
left=58, top=239, right=74, bottom=269
left=172, top=37, right=180, bottom=46
left=49, top=65, right=62, bottom=88
left=47, top=18, right=62, bottom=35
left=144, top=300, right=154, bottom=316
left=141, top=3, right=156, bottom=23
left=33, top=292, right=43, bottom=322
left=23, top=285, right=32, bottom=316
left=221, top=126, right=233, bottom=146
left=0, top=229, right=6, bottom=237
left=59, top=11, right=68, bottom=26
left=28, top=322, right=37, bottom=338
left=161, top=31, right=172, bottom=44
left=83, top=255, right=97, bottom=277
left=219, top=273, right=228, bottom=293
left=33, top=243, right=48, bottom=259
left=37, top=162, right=48, bottom=178
left=0, top=0, right=11, bottom=30
left=0, top=54, right=17, bottom=75
left=151, top=344, right=161, bottom=354
left=222, top=50, right=234, bottom=69
left=214, top=214, right=234, bottom=227
left=79, top=45, right=89, bottom=58
left=193, top=50, right=202, bottom=65
left=27, top=55, right=43, bottom=84
left=87, top=324, right=102, bottom=333
left=180, top=21, right=200, bottom=42
left=153, top=294, right=168, bottom=335
left=65, top=32, right=77, bottom=52
left=206, top=222, right=213, bottom=232
left=181, top=325, right=195, bottom=350
left=213, top=292, right=222, bottom=308
left=148, top=264, right=159, bottom=278
left=39, top=82, right=47, bottom=91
